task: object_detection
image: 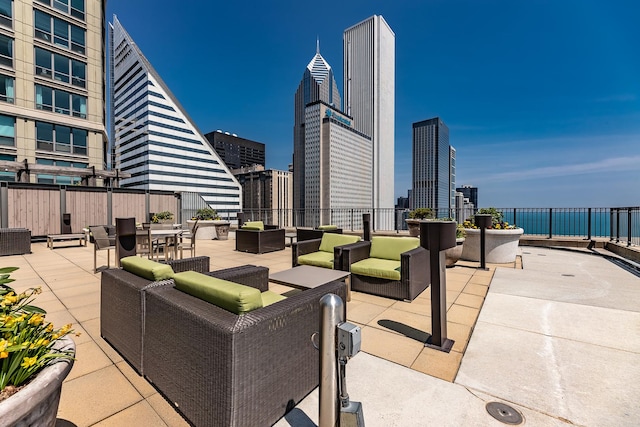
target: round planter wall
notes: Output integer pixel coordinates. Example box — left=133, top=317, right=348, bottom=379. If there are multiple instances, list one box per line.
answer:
left=0, top=337, right=75, bottom=427
left=461, top=228, right=524, bottom=263
left=405, top=219, right=421, bottom=237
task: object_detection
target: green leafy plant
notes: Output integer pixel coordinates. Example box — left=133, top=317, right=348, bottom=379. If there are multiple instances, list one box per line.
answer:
left=408, top=208, right=434, bottom=220
left=192, top=208, right=220, bottom=221
left=151, top=211, right=173, bottom=223
left=0, top=267, right=74, bottom=395
left=463, top=207, right=517, bottom=229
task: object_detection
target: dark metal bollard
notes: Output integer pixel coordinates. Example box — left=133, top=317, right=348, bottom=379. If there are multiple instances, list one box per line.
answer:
left=115, top=217, right=137, bottom=266
left=475, top=214, right=492, bottom=270
left=420, top=220, right=456, bottom=352
left=362, top=213, right=371, bottom=241
left=236, top=212, right=246, bottom=227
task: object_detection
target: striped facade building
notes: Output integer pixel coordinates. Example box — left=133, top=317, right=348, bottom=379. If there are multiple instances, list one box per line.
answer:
left=109, top=16, right=241, bottom=215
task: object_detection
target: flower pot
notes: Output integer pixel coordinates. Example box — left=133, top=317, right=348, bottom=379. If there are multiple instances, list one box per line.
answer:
left=405, top=219, right=421, bottom=237
left=188, top=220, right=231, bottom=240
left=445, top=238, right=465, bottom=267
left=461, top=228, right=524, bottom=263
left=0, top=337, right=75, bottom=427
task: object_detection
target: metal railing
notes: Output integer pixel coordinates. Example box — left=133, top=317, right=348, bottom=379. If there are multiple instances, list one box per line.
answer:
left=235, top=206, right=640, bottom=247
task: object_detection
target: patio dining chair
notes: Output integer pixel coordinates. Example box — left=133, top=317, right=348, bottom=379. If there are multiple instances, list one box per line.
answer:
left=177, top=219, right=198, bottom=259
left=90, top=226, right=116, bottom=273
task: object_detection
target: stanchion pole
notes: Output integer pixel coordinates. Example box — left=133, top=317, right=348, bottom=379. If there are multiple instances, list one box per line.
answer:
left=319, top=294, right=344, bottom=427
left=475, top=214, right=492, bottom=271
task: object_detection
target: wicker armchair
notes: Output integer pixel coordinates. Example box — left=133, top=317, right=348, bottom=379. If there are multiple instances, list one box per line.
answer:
left=143, top=274, right=347, bottom=427
left=340, top=237, right=430, bottom=301
left=100, top=256, right=214, bottom=374
left=0, top=228, right=31, bottom=256
left=292, top=233, right=360, bottom=269
left=235, top=224, right=285, bottom=254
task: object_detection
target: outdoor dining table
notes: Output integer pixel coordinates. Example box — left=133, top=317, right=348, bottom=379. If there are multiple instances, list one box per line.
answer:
left=137, top=228, right=184, bottom=260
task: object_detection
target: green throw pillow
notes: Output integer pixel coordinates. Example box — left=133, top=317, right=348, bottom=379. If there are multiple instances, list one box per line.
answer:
left=173, top=271, right=263, bottom=314
left=242, top=221, right=264, bottom=231
left=121, top=256, right=175, bottom=281
left=369, top=236, right=420, bottom=261
left=318, top=233, right=360, bottom=253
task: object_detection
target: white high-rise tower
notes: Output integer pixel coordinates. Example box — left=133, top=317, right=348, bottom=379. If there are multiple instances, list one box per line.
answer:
left=343, top=15, right=395, bottom=227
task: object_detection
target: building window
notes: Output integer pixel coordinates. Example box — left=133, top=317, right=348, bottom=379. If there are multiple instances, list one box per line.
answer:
left=35, top=0, right=84, bottom=20
left=0, top=33, right=12, bottom=67
left=0, top=153, right=15, bottom=181
left=36, top=121, right=88, bottom=155
left=0, top=113, right=14, bottom=146
left=0, top=73, right=13, bottom=103
left=36, top=158, right=85, bottom=184
left=0, top=0, right=11, bottom=28
left=34, top=10, right=85, bottom=55
left=35, top=84, right=87, bottom=118
left=35, top=47, right=87, bottom=88
left=35, top=47, right=86, bottom=88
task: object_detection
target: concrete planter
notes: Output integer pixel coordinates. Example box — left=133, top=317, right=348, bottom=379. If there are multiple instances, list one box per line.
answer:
left=405, top=219, right=421, bottom=237
left=188, top=220, right=231, bottom=240
left=461, top=228, right=524, bottom=263
left=0, top=337, right=75, bottom=427
left=445, top=238, right=465, bottom=267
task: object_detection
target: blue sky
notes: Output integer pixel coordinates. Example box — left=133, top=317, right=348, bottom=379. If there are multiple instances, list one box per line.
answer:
left=107, top=0, right=640, bottom=208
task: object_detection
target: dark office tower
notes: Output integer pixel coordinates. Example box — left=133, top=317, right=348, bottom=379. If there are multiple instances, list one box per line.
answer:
left=457, top=185, right=478, bottom=210
left=204, top=130, right=265, bottom=170
left=293, top=40, right=341, bottom=212
left=412, top=117, right=451, bottom=216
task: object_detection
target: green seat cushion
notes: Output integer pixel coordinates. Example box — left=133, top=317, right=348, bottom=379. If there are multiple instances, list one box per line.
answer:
left=350, top=258, right=402, bottom=280
left=369, top=236, right=420, bottom=261
left=173, top=271, right=263, bottom=314
left=242, top=221, right=264, bottom=231
left=317, top=224, right=338, bottom=230
left=318, top=233, right=360, bottom=253
left=298, top=251, right=335, bottom=269
left=261, top=290, right=287, bottom=307
left=120, top=256, right=175, bottom=281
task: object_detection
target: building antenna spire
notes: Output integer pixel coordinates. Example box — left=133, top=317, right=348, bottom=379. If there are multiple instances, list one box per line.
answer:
left=316, top=36, right=320, bottom=54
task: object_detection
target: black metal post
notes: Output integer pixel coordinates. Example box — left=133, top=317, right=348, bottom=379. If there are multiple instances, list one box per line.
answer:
left=628, top=208, right=632, bottom=247
left=587, top=208, right=592, bottom=240
left=616, top=209, right=620, bottom=243
left=548, top=208, right=553, bottom=239
left=362, top=213, right=371, bottom=241
left=475, top=214, right=492, bottom=270
left=513, top=208, right=517, bottom=228
left=61, top=213, right=72, bottom=234
left=610, top=209, right=614, bottom=241
left=420, top=220, right=456, bottom=352
left=115, top=217, right=136, bottom=266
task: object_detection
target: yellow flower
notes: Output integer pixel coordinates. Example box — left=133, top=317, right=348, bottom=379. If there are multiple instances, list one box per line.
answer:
left=21, top=356, right=37, bottom=368
left=0, top=338, right=8, bottom=351
left=60, top=323, right=72, bottom=335
left=46, top=323, right=54, bottom=332
left=0, top=351, right=7, bottom=359
left=28, top=313, right=44, bottom=326
left=2, top=315, right=17, bottom=328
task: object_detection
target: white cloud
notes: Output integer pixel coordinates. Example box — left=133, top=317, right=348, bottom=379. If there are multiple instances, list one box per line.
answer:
left=482, top=156, right=640, bottom=182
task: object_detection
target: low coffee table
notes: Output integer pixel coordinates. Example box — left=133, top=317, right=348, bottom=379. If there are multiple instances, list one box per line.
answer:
left=269, top=265, right=351, bottom=301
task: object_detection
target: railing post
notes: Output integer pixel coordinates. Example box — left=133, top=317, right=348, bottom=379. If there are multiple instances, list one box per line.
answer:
left=616, top=209, right=620, bottom=243
left=610, top=209, right=614, bottom=241
left=548, top=208, right=553, bottom=239
left=587, top=208, right=592, bottom=240
left=513, top=208, right=517, bottom=228
left=628, top=208, right=632, bottom=247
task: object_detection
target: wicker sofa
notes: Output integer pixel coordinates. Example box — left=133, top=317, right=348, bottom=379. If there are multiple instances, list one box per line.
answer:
left=0, top=228, right=31, bottom=256
left=235, top=221, right=285, bottom=254
left=340, top=236, right=430, bottom=301
left=143, top=270, right=346, bottom=427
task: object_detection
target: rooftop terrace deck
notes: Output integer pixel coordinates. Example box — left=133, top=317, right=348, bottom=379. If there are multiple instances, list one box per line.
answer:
left=2, top=235, right=639, bottom=426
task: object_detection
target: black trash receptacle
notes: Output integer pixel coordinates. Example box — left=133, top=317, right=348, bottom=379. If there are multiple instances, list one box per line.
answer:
left=116, top=217, right=137, bottom=265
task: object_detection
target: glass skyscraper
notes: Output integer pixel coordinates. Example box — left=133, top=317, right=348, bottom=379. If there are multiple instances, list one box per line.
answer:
left=412, top=117, right=453, bottom=216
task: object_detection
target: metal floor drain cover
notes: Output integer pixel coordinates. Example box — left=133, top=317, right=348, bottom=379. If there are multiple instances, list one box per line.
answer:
left=562, top=274, right=575, bottom=277
left=486, top=402, right=523, bottom=425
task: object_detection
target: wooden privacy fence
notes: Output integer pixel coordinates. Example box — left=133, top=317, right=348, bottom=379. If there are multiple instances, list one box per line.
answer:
left=0, top=182, right=179, bottom=238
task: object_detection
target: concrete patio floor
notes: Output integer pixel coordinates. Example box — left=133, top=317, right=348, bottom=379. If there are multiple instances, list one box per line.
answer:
left=2, top=236, right=639, bottom=426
